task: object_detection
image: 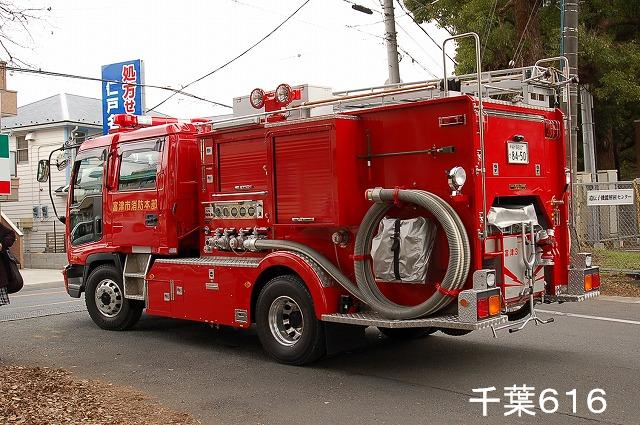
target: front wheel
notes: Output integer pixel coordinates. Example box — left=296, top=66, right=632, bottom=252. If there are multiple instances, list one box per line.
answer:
left=85, top=265, right=143, bottom=331
left=255, top=275, right=325, bottom=365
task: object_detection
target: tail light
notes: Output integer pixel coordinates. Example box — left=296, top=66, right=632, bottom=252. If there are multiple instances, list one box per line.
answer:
left=477, top=294, right=501, bottom=320
left=592, top=272, right=601, bottom=289
left=489, top=295, right=501, bottom=316
left=584, top=274, right=593, bottom=291
left=477, top=297, right=489, bottom=319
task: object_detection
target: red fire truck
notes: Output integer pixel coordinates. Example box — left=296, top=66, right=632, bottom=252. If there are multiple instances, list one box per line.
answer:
left=40, top=36, right=599, bottom=364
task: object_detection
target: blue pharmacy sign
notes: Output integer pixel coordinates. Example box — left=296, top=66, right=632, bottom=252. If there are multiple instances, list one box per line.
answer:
left=101, top=59, right=144, bottom=134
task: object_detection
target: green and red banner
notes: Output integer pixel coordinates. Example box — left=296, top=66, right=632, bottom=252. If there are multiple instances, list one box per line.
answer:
left=0, top=134, right=10, bottom=195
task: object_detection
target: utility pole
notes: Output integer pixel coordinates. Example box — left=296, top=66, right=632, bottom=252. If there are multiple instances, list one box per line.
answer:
left=563, top=0, right=579, bottom=179
left=562, top=0, right=580, bottom=252
left=383, top=0, right=401, bottom=84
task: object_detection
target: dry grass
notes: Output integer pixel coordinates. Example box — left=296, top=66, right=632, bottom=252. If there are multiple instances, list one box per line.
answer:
left=0, top=366, right=199, bottom=425
left=600, top=273, right=640, bottom=297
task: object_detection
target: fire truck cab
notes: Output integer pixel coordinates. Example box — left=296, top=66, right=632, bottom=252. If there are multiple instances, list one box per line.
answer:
left=40, top=38, right=600, bottom=365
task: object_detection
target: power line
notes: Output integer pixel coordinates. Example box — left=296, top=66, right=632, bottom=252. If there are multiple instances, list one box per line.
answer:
left=394, top=0, right=457, bottom=66
left=394, top=20, right=441, bottom=77
left=4, top=65, right=232, bottom=109
left=510, top=0, right=541, bottom=66
left=481, top=0, right=499, bottom=62
left=345, top=24, right=437, bottom=78
left=146, top=0, right=312, bottom=113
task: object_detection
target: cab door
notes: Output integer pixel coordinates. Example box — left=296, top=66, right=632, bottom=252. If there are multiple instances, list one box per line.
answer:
left=68, top=149, right=105, bottom=247
left=109, top=138, right=164, bottom=251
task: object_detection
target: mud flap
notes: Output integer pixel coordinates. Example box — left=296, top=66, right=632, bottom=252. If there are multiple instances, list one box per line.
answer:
left=324, top=322, right=366, bottom=355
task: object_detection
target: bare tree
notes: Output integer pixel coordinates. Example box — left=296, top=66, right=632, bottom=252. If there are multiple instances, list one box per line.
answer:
left=0, top=1, right=50, bottom=66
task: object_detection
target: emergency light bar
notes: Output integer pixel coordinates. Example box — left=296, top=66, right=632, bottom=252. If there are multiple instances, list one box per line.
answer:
left=112, top=114, right=207, bottom=129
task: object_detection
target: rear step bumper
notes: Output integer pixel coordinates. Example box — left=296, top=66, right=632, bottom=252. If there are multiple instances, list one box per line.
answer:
left=547, top=290, right=600, bottom=303
left=322, top=312, right=507, bottom=331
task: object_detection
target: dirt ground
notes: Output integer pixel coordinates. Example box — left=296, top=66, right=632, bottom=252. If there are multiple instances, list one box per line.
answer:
left=601, top=273, right=640, bottom=297
left=0, top=366, right=200, bottom=425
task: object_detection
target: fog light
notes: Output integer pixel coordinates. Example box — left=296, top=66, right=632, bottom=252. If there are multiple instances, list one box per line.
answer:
left=489, top=295, right=501, bottom=316
left=584, top=274, right=593, bottom=292
left=477, top=297, right=489, bottom=319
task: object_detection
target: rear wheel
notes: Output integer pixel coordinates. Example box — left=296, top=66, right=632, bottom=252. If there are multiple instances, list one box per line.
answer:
left=379, top=327, right=436, bottom=339
left=506, top=301, right=535, bottom=321
left=256, top=275, right=325, bottom=365
left=85, top=265, right=143, bottom=331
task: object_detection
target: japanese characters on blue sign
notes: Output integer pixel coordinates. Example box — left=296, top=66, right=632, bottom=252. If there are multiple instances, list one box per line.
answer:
left=101, top=59, right=144, bottom=134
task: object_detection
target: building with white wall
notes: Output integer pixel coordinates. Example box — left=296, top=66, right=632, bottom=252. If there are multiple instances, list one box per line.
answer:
left=1, top=94, right=101, bottom=262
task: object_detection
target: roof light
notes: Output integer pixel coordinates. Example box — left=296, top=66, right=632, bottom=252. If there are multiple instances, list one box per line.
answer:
left=250, top=88, right=265, bottom=109
left=275, top=83, right=292, bottom=104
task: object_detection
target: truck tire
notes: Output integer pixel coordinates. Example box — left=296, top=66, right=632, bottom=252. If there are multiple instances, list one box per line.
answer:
left=85, top=264, right=143, bottom=331
left=255, top=275, right=326, bottom=365
left=379, top=327, right=436, bottom=339
left=506, top=301, right=532, bottom=321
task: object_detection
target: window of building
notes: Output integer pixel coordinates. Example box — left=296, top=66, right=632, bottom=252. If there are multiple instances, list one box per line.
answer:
left=16, top=136, right=28, bottom=163
left=9, top=151, right=16, bottom=176
left=118, top=148, right=160, bottom=191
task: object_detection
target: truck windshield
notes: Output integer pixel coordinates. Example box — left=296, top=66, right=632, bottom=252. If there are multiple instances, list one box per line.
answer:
left=69, top=153, right=104, bottom=246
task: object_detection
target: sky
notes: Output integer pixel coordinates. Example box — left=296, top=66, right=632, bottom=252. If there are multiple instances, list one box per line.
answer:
left=4, top=0, right=455, bottom=119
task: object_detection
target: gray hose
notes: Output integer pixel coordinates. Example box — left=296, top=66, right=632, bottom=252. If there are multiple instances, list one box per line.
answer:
left=245, top=188, right=470, bottom=319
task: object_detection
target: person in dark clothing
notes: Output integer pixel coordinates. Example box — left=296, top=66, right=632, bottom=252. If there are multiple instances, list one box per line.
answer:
left=0, top=221, right=17, bottom=306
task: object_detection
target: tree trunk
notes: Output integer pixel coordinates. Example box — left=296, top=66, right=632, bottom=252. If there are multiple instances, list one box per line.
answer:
left=595, top=121, right=617, bottom=171
left=513, top=0, right=544, bottom=67
left=635, top=120, right=640, bottom=177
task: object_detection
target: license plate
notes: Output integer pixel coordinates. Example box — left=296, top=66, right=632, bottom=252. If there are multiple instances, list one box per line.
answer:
left=507, top=142, right=529, bottom=164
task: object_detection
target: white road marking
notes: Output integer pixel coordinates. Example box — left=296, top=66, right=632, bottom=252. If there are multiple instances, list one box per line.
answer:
left=6, top=300, right=82, bottom=311
left=12, top=290, right=66, bottom=298
left=598, top=296, right=640, bottom=304
left=538, top=309, right=640, bottom=325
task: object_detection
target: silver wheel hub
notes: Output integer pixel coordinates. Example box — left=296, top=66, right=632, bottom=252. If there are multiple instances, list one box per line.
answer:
left=268, top=296, right=304, bottom=347
left=95, top=279, right=123, bottom=318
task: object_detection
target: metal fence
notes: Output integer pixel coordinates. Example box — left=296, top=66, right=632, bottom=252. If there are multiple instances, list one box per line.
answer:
left=574, top=180, right=640, bottom=273
left=45, top=231, right=66, bottom=253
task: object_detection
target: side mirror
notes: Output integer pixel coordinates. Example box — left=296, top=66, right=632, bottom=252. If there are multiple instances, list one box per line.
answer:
left=36, top=159, right=50, bottom=183
left=55, top=152, right=69, bottom=171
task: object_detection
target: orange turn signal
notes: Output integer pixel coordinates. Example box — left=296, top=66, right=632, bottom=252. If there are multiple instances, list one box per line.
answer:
left=488, top=295, right=501, bottom=316
left=584, top=274, right=593, bottom=292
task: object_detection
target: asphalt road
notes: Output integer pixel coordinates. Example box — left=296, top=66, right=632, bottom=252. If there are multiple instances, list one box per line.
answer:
left=2, top=281, right=639, bottom=425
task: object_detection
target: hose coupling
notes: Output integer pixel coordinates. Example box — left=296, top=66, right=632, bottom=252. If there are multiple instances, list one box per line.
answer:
left=365, top=187, right=384, bottom=203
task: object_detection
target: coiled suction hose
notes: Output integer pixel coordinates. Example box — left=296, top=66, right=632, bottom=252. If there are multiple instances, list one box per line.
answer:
left=244, top=188, right=471, bottom=319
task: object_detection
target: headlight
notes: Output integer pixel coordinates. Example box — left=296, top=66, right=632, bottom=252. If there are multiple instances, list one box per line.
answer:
left=275, top=83, right=292, bottom=104
left=249, top=88, right=265, bottom=109
left=448, top=166, right=467, bottom=192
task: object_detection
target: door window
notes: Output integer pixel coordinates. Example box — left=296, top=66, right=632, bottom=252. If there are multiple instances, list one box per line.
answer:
left=119, top=146, right=160, bottom=191
left=69, top=153, right=104, bottom=246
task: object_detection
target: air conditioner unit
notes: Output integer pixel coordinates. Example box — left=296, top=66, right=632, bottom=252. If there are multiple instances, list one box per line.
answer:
left=19, top=217, right=33, bottom=229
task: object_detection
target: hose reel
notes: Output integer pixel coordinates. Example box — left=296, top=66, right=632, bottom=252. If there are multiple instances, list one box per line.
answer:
left=352, top=188, right=471, bottom=319
left=244, top=188, right=471, bottom=320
